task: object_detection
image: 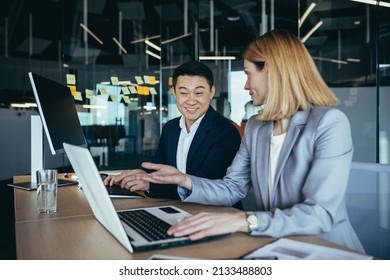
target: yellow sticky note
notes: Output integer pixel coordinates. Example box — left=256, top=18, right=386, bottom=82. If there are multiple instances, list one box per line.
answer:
left=149, top=76, right=156, bottom=85
left=168, top=77, right=173, bottom=86
left=137, top=86, right=149, bottom=95
left=67, top=85, right=76, bottom=96
left=66, top=74, right=76, bottom=85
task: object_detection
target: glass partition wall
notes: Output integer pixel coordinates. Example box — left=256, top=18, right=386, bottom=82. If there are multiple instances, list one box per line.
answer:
left=0, top=0, right=388, bottom=174
left=299, top=0, right=389, bottom=164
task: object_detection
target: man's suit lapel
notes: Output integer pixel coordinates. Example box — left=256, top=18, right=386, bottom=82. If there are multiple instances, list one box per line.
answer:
left=167, top=119, right=181, bottom=166
left=186, top=106, right=215, bottom=170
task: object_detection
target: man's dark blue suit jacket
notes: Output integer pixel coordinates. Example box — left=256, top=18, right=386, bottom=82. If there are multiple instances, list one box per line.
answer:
left=147, top=106, right=241, bottom=200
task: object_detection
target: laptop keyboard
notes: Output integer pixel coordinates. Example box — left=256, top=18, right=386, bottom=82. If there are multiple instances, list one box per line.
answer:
left=118, top=210, right=172, bottom=241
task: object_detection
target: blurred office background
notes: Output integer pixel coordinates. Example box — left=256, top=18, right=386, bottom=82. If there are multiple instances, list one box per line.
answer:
left=0, top=0, right=389, bottom=259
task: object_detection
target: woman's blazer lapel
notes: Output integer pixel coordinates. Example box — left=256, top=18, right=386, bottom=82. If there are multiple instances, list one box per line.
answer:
left=253, top=110, right=311, bottom=210
left=254, top=120, right=272, bottom=210
left=272, top=110, right=311, bottom=206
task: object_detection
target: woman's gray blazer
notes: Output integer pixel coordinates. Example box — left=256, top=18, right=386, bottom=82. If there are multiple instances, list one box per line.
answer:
left=178, top=107, right=364, bottom=252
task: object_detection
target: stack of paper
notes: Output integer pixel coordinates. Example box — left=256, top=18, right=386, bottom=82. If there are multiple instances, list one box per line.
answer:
left=242, top=238, right=373, bottom=260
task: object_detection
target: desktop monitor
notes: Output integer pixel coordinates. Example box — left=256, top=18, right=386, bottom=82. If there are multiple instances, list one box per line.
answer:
left=7, top=73, right=87, bottom=190
left=28, top=72, right=87, bottom=155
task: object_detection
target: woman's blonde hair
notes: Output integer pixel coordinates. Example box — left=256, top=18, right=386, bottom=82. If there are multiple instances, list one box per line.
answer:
left=242, top=29, right=338, bottom=121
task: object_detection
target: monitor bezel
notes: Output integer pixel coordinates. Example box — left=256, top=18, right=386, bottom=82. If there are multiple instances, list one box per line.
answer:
left=28, top=72, right=88, bottom=155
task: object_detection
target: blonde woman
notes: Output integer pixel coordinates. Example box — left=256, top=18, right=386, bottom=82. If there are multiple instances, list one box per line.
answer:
left=139, top=29, right=364, bottom=253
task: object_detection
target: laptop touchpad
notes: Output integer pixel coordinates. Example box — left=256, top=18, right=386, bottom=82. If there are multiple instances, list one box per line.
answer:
left=159, top=206, right=180, bottom=214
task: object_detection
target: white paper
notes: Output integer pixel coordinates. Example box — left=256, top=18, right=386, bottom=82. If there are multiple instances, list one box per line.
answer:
left=243, top=238, right=373, bottom=260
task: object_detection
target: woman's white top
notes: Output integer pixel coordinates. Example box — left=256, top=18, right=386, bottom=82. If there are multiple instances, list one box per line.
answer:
left=268, top=132, right=287, bottom=208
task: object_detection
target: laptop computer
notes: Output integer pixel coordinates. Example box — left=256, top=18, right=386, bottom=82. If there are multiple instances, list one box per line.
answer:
left=98, top=173, right=145, bottom=199
left=63, top=142, right=225, bottom=252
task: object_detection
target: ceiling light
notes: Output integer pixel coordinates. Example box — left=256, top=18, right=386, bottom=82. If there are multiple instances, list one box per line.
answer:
left=9, top=102, right=37, bottom=108
left=145, top=39, right=161, bottom=51
left=161, top=33, right=192, bottom=44
left=82, top=105, right=107, bottom=109
left=227, top=16, right=240, bottom=21
left=130, top=35, right=161, bottom=44
left=143, top=104, right=157, bottom=111
left=347, top=58, right=361, bottom=63
left=80, top=23, right=104, bottom=45
left=227, top=10, right=240, bottom=21
left=10, top=103, right=31, bottom=108
left=112, top=37, right=127, bottom=54
left=350, top=0, right=390, bottom=8
left=313, top=57, right=348, bottom=64
left=299, top=3, right=316, bottom=28
left=146, top=50, right=161, bottom=60
left=199, top=56, right=236, bottom=60
left=301, top=20, right=323, bottom=43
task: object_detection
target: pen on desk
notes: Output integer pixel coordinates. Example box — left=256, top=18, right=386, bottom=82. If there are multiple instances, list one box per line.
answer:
left=64, top=173, right=78, bottom=180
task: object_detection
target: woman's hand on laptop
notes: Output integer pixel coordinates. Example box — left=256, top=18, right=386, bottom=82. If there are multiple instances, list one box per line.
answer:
left=167, top=212, right=249, bottom=240
left=140, top=162, right=192, bottom=191
left=104, top=169, right=150, bottom=192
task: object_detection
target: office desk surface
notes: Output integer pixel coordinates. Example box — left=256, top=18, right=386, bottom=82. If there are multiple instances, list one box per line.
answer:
left=13, top=175, right=360, bottom=260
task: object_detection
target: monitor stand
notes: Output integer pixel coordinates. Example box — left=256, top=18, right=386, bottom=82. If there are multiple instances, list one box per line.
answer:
left=8, top=116, right=76, bottom=191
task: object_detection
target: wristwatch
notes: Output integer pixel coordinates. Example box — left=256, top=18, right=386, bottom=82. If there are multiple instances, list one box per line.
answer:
left=246, top=212, right=260, bottom=231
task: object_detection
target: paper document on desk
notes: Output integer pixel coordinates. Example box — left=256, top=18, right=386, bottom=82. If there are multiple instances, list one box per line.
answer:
left=243, top=238, right=373, bottom=260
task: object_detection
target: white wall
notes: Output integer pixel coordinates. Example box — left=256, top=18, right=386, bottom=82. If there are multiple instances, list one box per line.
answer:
left=0, top=109, right=69, bottom=180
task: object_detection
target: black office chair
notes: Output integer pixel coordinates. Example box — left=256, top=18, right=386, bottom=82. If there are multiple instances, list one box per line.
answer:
left=0, top=178, right=16, bottom=260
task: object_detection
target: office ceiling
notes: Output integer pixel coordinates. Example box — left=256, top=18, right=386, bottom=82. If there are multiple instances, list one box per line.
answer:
left=1, top=1, right=387, bottom=65
left=0, top=0, right=298, bottom=64
left=0, top=0, right=389, bottom=105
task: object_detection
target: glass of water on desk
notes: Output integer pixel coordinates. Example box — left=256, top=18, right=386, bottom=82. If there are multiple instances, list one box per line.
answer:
left=36, top=169, right=58, bottom=214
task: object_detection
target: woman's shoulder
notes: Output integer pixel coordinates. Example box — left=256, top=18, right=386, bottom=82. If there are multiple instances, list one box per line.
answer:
left=307, top=107, right=350, bottom=130
left=244, top=114, right=265, bottom=130
left=310, top=107, right=348, bottom=121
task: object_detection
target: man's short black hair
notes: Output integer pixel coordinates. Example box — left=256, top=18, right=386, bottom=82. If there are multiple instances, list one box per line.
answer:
left=172, top=60, right=214, bottom=89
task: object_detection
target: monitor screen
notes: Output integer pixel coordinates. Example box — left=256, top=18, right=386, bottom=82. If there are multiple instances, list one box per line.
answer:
left=28, top=72, right=87, bottom=155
